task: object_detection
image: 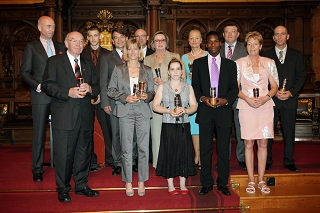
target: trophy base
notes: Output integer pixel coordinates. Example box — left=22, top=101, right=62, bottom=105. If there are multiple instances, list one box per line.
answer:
left=210, top=98, right=218, bottom=105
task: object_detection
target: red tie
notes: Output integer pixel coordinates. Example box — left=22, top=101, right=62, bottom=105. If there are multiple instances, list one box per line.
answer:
left=74, top=59, right=81, bottom=80
left=121, top=50, right=125, bottom=63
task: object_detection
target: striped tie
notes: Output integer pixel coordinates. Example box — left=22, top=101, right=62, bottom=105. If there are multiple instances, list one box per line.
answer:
left=74, top=59, right=81, bottom=80
left=227, top=45, right=232, bottom=59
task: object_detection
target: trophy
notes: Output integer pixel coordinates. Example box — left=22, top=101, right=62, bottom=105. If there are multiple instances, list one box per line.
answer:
left=253, top=88, right=259, bottom=98
left=133, top=83, right=139, bottom=96
left=137, top=81, right=147, bottom=98
left=279, top=78, right=288, bottom=92
left=174, top=94, right=182, bottom=113
left=188, top=63, right=193, bottom=79
left=210, top=87, right=218, bottom=105
left=155, top=68, right=161, bottom=78
left=77, top=77, right=84, bottom=87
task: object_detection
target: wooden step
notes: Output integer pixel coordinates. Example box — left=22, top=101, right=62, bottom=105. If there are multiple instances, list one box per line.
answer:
left=244, top=207, right=320, bottom=213
left=234, top=184, right=320, bottom=210
left=230, top=173, right=320, bottom=187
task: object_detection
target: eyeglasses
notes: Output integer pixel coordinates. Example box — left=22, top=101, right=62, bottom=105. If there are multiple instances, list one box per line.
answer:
left=224, top=30, right=238, bottom=34
left=68, top=39, right=84, bottom=44
left=135, top=35, right=147, bottom=38
left=154, top=39, right=166, bottom=43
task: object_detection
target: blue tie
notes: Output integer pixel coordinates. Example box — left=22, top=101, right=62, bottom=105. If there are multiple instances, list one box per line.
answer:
left=210, top=57, right=219, bottom=97
left=47, top=40, right=53, bottom=57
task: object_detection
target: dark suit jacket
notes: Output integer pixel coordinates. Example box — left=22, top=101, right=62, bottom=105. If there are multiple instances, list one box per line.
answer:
left=82, top=46, right=110, bottom=78
left=41, top=53, right=99, bottom=131
left=20, top=39, right=66, bottom=104
left=220, top=41, right=247, bottom=61
left=262, top=47, right=306, bottom=109
left=100, top=49, right=123, bottom=108
left=146, top=47, right=154, bottom=57
left=192, top=55, right=238, bottom=127
left=107, top=62, right=155, bottom=118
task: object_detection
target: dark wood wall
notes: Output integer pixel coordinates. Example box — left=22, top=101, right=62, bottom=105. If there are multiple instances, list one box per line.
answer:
left=0, top=0, right=319, bottom=113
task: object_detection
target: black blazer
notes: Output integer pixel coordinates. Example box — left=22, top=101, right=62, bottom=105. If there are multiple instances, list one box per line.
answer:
left=20, top=39, right=66, bottom=104
left=41, top=53, right=99, bottom=131
left=262, top=47, right=306, bottom=109
left=82, top=46, right=111, bottom=77
left=192, top=55, right=238, bottom=127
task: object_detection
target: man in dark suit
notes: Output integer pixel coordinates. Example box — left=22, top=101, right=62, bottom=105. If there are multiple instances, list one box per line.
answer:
left=82, top=26, right=113, bottom=171
left=20, top=16, right=65, bottom=182
left=262, top=25, right=306, bottom=172
left=100, top=28, right=127, bottom=176
left=220, top=23, right=248, bottom=169
left=192, top=31, right=238, bottom=196
left=42, top=31, right=100, bottom=202
left=134, top=28, right=154, bottom=164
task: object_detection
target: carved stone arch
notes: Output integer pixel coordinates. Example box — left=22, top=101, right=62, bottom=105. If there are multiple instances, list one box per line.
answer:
left=12, top=21, right=38, bottom=43
left=216, top=19, right=245, bottom=41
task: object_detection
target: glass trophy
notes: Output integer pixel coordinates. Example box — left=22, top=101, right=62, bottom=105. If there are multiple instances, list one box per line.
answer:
left=253, top=88, right=259, bottom=98
left=210, top=87, right=218, bottom=105
left=279, top=78, right=288, bottom=92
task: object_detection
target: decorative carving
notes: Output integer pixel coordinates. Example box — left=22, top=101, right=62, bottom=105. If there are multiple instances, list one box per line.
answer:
left=86, top=10, right=124, bottom=51
left=0, top=34, right=13, bottom=77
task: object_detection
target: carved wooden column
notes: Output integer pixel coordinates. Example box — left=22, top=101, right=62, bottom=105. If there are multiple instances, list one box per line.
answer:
left=148, top=0, right=161, bottom=37
left=55, top=0, right=64, bottom=42
left=313, top=6, right=320, bottom=83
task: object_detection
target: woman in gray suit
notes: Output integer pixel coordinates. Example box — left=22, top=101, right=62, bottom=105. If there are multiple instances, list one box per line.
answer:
left=144, top=31, right=183, bottom=168
left=107, top=38, right=155, bottom=197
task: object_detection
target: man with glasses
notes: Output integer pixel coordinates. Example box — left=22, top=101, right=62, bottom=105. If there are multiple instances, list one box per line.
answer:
left=134, top=28, right=154, bottom=165
left=42, top=31, right=100, bottom=202
left=20, top=16, right=65, bottom=182
left=82, top=26, right=113, bottom=171
left=100, top=28, right=128, bottom=175
left=134, top=29, right=154, bottom=59
left=220, top=23, right=248, bottom=169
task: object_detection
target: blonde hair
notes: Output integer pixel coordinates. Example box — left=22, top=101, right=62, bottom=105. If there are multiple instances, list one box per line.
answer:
left=245, top=31, right=263, bottom=46
left=123, top=38, right=144, bottom=61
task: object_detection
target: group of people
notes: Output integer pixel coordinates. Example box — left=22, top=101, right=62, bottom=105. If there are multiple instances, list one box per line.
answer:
left=21, top=15, right=305, bottom=202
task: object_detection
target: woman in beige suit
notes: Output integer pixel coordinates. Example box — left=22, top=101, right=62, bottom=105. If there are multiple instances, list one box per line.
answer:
left=107, top=38, right=155, bottom=197
left=144, top=31, right=184, bottom=168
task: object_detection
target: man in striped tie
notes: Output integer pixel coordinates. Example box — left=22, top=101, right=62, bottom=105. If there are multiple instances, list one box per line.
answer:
left=221, top=23, right=248, bottom=170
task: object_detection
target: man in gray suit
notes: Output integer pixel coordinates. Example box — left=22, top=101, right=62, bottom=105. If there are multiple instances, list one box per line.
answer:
left=100, top=28, right=127, bottom=175
left=20, top=16, right=65, bottom=182
left=82, top=26, right=113, bottom=171
left=220, top=23, right=248, bottom=169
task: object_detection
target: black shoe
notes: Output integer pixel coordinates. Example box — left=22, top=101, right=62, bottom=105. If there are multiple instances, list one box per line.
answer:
left=89, top=166, right=99, bottom=172
left=75, top=187, right=99, bottom=197
left=132, top=165, right=138, bottom=173
left=112, top=166, right=121, bottom=176
left=266, top=163, right=272, bottom=171
left=239, top=161, right=246, bottom=169
left=217, top=185, right=231, bottom=196
left=58, top=191, right=71, bottom=202
left=285, top=164, right=299, bottom=172
left=106, top=163, right=115, bottom=169
left=199, top=186, right=213, bottom=195
left=33, top=173, right=43, bottom=182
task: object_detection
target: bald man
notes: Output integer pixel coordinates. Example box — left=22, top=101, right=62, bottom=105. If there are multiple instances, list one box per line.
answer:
left=262, top=25, right=306, bottom=172
left=21, top=16, right=66, bottom=182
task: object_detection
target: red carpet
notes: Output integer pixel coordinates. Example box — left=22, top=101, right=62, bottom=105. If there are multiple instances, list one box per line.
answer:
left=0, top=141, right=319, bottom=212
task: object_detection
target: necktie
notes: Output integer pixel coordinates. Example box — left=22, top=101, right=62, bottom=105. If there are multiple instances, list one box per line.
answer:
left=47, top=40, right=53, bottom=57
left=210, top=58, right=219, bottom=97
left=74, top=59, right=81, bottom=80
left=92, top=50, right=98, bottom=66
left=279, top=50, right=284, bottom=64
left=121, top=50, right=126, bottom=63
left=227, top=45, right=233, bottom=59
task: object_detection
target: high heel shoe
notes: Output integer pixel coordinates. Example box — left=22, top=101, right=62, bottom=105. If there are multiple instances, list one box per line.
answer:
left=138, top=182, right=145, bottom=196
left=168, top=189, right=179, bottom=195
left=125, top=183, right=134, bottom=197
left=179, top=189, right=189, bottom=195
